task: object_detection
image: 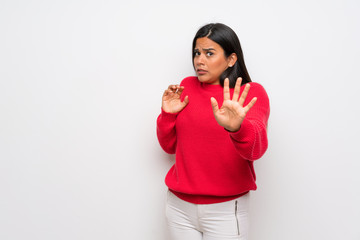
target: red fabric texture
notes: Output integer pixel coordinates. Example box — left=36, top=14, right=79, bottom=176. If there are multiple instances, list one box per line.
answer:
left=157, top=76, right=270, bottom=204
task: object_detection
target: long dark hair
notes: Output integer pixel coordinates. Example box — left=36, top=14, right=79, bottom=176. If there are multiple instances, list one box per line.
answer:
left=192, top=23, right=252, bottom=88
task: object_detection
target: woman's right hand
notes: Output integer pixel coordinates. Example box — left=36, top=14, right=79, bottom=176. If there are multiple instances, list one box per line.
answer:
left=162, top=85, right=189, bottom=113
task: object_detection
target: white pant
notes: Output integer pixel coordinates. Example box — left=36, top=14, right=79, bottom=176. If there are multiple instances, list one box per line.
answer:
left=166, top=191, right=250, bottom=240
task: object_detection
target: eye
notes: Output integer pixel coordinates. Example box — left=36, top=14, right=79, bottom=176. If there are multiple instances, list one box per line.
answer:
left=206, top=52, right=213, bottom=56
left=194, top=50, right=200, bottom=56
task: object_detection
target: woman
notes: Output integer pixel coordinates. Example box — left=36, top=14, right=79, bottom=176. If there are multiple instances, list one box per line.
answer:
left=156, top=23, right=270, bottom=240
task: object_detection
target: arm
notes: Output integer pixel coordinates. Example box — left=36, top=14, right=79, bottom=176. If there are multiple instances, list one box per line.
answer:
left=156, top=109, right=178, bottom=154
left=210, top=78, right=270, bottom=160
left=228, top=82, right=270, bottom=160
left=156, top=84, right=189, bottom=154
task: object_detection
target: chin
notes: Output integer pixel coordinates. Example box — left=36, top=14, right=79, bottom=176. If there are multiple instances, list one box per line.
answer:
left=197, top=76, right=206, bottom=82
left=197, top=75, right=210, bottom=82
left=197, top=76, right=218, bottom=85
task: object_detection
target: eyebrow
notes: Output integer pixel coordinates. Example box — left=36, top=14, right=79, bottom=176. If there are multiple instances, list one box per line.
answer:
left=194, top=48, right=216, bottom=51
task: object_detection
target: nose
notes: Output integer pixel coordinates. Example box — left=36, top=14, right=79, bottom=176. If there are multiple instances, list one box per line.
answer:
left=194, top=54, right=205, bottom=67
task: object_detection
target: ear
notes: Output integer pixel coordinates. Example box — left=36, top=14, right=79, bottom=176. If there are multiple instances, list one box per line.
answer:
left=227, top=53, right=237, bottom=67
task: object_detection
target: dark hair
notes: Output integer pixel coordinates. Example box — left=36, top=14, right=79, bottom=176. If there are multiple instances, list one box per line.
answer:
left=192, top=23, right=252, bottom=88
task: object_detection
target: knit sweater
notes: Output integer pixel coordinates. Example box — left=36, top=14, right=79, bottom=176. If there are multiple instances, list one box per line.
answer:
left=156, top=76, right=270, bottom=204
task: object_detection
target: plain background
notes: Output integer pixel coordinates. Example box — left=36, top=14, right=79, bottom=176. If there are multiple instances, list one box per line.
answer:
left=1, top=0, right=359, bottom=239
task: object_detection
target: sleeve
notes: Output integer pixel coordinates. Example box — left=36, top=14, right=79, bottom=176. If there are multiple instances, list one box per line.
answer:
left=156, top=76, right=193, bottom=154
left=156, top=108, right=178, bottom=154
left=228, top=82, right=270, bottom=161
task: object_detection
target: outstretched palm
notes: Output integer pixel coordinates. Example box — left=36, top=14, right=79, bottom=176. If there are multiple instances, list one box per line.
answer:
left=210, top=78, right=257, bottom=132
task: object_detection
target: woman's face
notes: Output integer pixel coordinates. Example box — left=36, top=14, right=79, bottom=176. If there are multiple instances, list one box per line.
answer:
left=193, top=37, right=234, bottom=85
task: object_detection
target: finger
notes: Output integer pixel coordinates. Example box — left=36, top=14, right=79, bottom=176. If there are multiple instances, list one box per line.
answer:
left=166, top=89, right=174, bottom=96
left=232, top=77, right=242, bottom=101
left=238, top=83, right=251, bottom=106
left=162, top=89, right=170, bottom=98
left=244, top=97, right=257, bottom=114
left=182, top=95, right=189, bottom=106
left=163, top=89, right=175, bottom=100
left=223, top=78, right=230, bottom=101
left=168, top=85, right=179, bottom=92
left=210, top=97, right=219, bottom=114
left=177, top=86, right=185, bottom=95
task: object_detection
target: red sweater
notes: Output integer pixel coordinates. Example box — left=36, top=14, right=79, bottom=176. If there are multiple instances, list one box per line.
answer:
left=157, top=76, right=270, bottom=204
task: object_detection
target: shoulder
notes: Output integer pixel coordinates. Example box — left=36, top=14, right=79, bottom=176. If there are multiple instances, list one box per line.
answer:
left=180, top=76, right=199, bottom=87
left=246, top=82, right=270, bottom=111
left=247, top=82, right=269, bottom=98
left=248, top=82, right=266, bottom=91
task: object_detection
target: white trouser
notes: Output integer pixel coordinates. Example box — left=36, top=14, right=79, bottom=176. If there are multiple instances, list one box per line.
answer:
left=166, top=190, right=250, bottom=240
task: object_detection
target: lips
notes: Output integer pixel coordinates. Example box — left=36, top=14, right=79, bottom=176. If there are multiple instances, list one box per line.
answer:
left=197, top=69, right=207, bottom=75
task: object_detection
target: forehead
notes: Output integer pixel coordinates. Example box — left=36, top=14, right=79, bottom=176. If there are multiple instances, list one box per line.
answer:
left=195, top=37, right=223, bottom=50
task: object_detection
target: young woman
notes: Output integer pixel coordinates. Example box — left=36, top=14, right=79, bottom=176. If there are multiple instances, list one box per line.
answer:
left=156, top=23, right=270, bottom=240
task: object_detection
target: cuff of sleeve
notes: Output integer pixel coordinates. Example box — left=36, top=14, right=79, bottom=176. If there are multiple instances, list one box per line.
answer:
left=228, top=118, right=252, bottom=142
left=160, top=108, right=178, bottom=121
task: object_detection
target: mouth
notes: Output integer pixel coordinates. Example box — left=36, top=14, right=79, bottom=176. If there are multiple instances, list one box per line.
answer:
left=196, top=69, right=207, bottom=75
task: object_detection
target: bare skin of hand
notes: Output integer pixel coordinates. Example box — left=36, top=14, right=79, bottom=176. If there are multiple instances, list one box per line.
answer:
left=210, top=78, right=257, bottom=132
left=162, top=85, right=189, bottom=114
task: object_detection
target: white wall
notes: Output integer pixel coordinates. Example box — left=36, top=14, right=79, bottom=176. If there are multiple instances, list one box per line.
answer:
left=1, top=1, right=359, bottom=239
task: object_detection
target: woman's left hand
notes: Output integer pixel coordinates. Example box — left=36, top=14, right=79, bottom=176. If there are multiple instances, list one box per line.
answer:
left=210, top=77, right=257, bottom=132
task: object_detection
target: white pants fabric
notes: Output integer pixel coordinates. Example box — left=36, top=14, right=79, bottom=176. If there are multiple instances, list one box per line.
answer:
left=166, top=190, right=250, bottom=240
